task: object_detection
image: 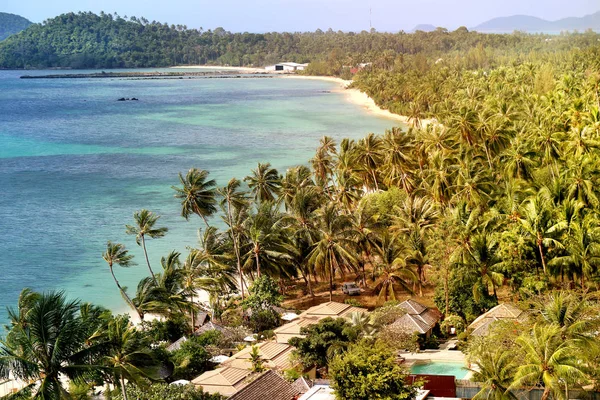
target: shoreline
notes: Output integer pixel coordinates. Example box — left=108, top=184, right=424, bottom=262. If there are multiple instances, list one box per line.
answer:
left=280, top=75, right=436, bottom=127
left=168, top=66, right=432, bottom=125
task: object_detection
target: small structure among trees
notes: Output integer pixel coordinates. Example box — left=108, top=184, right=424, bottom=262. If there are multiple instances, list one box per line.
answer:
left=467, top=303, right=527, bottom=336
left=389, top=299, right=441, bottom=338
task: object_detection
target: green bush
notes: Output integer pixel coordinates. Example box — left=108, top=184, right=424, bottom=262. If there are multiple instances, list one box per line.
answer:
left=171, top=336, right=213, bottom=380
left=113, top=384, right=224, bottom=400
left=330, top=341, right=417, bottom=400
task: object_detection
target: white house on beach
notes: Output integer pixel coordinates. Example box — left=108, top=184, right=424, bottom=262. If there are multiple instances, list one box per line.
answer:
left=265, top=62, right=308, bottom=72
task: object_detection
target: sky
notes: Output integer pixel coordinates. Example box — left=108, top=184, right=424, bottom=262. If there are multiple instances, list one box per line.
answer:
left=4, top=0, right=599, bottom=32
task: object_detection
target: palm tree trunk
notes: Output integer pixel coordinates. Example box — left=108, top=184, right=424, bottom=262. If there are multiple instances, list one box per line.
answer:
left=541, top=387, right=550, bottom=400
left=191, top=307, right=196, bottom=333
left=109, top=265, right=143, bottom=321
left=120, top=375, right=128, bottom=400
left=225, top=198, right=245, bottom=299
left=371, top=169, right=379, bottom=191
left=537, top=239, right=548, bottom=275
left=141, top=235, right=157, bottom=282
left=255, top=250, right=261, bottom=277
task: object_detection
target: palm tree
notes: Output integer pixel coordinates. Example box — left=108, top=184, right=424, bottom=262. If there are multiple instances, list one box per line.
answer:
left=520, top=194, right=565, bottom=276
left=350, top=204, right=381, bottom=287
left=242, top=203, right=294, bottom=278
left=403, top=227, right=432, bottom=297
left=172, top=168, right=217, bottom=228
left=539, top=292, right=600, bottom=348
left=102, top=241, right=142, bottom=321
left=308, top=203, right=358, bottom=301
left=0, top=291, right=95, bottom=399
left=372, top=233, right=417, bottom=303
left=90, top=315, right=169, bottom=400
left=510, top=323, right=589, bottom=400
left=245, top=162, right=281, bottom=203
left=469, top=347, right=518, bottom=400
left=125, top=209, right=168, bottom=282
left=549, top=215, right=600, bottom=287
left=218, top=178, right=250, bottom=298
left=465, top=233, right=504, bottom=300
left=355, top=133, right=382, bottom=191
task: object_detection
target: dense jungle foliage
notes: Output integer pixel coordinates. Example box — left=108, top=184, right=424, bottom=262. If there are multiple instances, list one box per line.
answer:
left=1, top=11, right=600, bottom=69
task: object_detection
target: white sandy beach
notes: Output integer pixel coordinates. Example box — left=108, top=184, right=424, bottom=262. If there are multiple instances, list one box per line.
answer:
left=171, top=66, right=435, bottom=126
left=282, top=75, right=437, bottom=126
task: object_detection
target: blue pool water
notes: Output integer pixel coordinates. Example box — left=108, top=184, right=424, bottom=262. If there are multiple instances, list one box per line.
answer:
left=410, top=362, right=470, bottom=379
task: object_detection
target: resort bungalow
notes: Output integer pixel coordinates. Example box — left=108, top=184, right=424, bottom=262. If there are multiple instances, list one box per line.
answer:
left=274, top=301, right=368, bottom=343
left=390, top=299, right=442, bottom=338
left=468, top=303, right=528, bottom=336
left=192, top=366, right=252, bottom=396
left=221, top=341, right=295, bottom=371
left=265, top=62, right=309, bottom=72
left=228, top=370, right=302, bottom=400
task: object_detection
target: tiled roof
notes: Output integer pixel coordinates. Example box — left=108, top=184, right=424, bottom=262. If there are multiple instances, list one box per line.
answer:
left=195, top=321, right=226, bottom=335
left=468, top=304, right=528, bottom=336
left=274, top=316, right=321, bottom=335
left=292, top=377, right=313, bottom=395
left=192, top=366, right=251, bottom=387
left=391, top=300, right=441, bottom=334
left=223, top=342, right=295, bottom=370
left=166, top=336, right=187, bottom=352
left=399, top=299, right=428, bottom=315
left=228, top=370, right=299, bottom=400
left=299, top=302, right=368, bottom=319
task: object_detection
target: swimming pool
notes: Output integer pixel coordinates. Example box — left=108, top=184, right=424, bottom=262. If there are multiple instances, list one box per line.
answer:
left=410, top=361, right=470, bottom=379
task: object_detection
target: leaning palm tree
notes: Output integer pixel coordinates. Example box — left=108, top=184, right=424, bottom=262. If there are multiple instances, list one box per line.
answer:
left=172, top=168, right=217, bottom=228
left=0, top=291, right=96, bottom=399
left=244, top=162, right=281, bottom=203
left=308, top=203, right=357, bottom=301
left=510, top=323, right=589, bottom=400
left=125, top=209, right=168, bottom=282
left=102, top=241, right=142, bottom=321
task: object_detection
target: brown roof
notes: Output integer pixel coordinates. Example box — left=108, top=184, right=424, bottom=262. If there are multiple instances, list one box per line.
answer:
left=228, top=370, right=299, bottom=400
left=468, top=304, right=528, bottom=336
left=191, top=366, right=252, bottom=396
left=299, top=301, right=368, bottom=319
left=223, top=342, right=295, bottom=370
left=292, top=376, right=313, bottom=395
left=391, top=300, right=442, bottom=334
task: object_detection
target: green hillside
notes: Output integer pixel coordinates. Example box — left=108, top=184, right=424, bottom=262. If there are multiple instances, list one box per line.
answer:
left=0, top=12, right=32, bottom=41
left=2, top=11, right=600, bottom=70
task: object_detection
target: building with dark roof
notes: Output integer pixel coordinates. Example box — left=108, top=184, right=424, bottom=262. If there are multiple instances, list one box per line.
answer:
left=228, top=370, right=299, bottom=400
left=391, top=299, right=442, bottom=337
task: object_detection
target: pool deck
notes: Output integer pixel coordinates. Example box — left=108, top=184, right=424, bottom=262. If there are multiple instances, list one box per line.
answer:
left=401, top=340, right=466, bottom=364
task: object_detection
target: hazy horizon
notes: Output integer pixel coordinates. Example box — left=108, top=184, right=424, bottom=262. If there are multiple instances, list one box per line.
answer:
left=3, top=0, right=599, bottom=33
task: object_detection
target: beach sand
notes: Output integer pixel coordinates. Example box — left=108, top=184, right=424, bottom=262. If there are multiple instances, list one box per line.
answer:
left=170, top=65, right=265, bottom=73
left=281, top=75, right=436, bottom=127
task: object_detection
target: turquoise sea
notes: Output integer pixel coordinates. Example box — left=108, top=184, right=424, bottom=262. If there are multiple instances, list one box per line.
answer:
left=0, top=69, right=400, bottom=323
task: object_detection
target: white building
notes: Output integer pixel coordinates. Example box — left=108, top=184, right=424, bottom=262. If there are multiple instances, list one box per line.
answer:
left=265, top=62, right=309, bottom=72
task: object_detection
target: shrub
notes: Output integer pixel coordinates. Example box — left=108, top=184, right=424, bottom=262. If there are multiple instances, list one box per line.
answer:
left=330, top=341, right=417, bottom=400
left=113, top=384, right=224, bottom=400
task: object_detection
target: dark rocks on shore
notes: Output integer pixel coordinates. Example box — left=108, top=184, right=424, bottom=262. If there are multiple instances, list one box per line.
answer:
left=117, top=97, right=139, bottom=101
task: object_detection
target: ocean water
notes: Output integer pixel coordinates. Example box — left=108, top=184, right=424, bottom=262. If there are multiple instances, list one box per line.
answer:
left=0, top=70, right=400, bottom=323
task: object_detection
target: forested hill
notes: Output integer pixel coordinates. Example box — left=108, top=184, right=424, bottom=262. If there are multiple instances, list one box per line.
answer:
left=0, top=12, right=32, bottom=41
left=1, top=11, right=598, bottom=70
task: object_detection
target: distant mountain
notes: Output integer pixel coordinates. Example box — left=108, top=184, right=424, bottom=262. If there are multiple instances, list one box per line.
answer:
left=474, top=10, right=600, bottom=33
left=0, top=12, right=32, bottom=41
left=411, top=24, right=437, bottom=33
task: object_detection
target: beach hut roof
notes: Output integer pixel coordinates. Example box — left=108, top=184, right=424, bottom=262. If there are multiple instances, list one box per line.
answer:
left=468, top=303, right=528, bottom=336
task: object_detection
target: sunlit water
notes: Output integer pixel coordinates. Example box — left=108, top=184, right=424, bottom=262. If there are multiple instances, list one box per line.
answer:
left=0, top=69, right=401, bottom=324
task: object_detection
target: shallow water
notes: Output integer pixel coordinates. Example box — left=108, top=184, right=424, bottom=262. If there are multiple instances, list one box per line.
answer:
left=0, top=70, right=401, bottom=323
